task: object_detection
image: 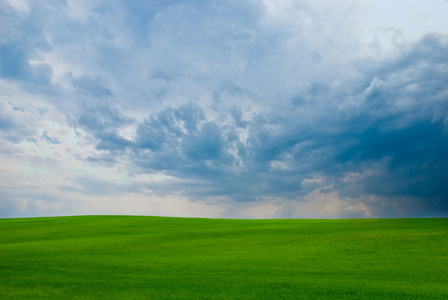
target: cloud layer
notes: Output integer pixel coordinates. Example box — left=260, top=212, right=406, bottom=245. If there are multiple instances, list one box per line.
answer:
left=1, top=0, right=448, bottom=218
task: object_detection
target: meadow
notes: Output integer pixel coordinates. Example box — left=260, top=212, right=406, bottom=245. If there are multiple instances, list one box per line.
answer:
left=1, top=216, right=447, bottom=299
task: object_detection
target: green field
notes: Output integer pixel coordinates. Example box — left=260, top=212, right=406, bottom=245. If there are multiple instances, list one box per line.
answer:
left=1, top=216, right=447, bottom=299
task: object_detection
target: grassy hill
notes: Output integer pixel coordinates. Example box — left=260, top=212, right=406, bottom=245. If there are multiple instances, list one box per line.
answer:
left=1, top=216, right=447, bottom=299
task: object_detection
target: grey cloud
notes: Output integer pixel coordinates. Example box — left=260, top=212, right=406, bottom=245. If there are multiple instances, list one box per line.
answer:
left=42, top=131, right=60, bottom=144
left=133, top=104, right=236, bottom=177
left=183, top=122, right=225, bottom=160
left=335, top=123, right=448, bottom=206
left=0, top=43, right=32, bottom=79
left=133, top=34, right=448, bottom=213
left=72, top=76, right=113, bottom=98
left=324, top=35, right=448, bottom=215
left=69, top=177, right=132, bottom=196
left=75, top=103, right=133, bottom=152
left=129, top=104, right=320, bottom=199
left=0, top=102, right=38, bottom=143
left=0, top=188, right=71, bottom=218
left=135, top=103, right=204, bottom=151
left=2, top=0, right=448, bottom=218
left=0, top=1, right=51, bottom=82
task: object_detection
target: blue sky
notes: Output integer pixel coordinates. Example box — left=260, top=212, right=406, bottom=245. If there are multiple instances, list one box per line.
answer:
left=1, top=0, right=448, bottom=218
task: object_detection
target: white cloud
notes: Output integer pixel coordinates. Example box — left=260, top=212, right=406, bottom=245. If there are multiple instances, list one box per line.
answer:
left=6, top=0, right=30, bottom=15
left=359, top=0, right=448, bottom=53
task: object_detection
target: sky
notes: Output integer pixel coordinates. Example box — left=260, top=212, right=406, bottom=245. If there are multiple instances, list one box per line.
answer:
left=1, top=0, right=448, bottom=219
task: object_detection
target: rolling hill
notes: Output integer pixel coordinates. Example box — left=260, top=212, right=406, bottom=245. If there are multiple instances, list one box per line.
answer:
left=1, top=216, right=447, bottom=299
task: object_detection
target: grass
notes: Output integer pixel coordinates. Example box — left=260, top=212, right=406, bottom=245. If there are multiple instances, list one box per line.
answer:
left=0, top=216, right=447, bottom=299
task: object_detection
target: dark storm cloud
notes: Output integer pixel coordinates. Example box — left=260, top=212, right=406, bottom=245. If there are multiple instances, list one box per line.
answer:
left=128, top=103, right=311, bottom=199
left=99, top=33, right=447, bottom=215
left=327, top=34, right=448, bottom=214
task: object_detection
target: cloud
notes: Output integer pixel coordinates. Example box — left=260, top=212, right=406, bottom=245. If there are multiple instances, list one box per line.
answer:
left=2, top=0, right=448, bottom=218
left=0, top=101, right=37, bottom=143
